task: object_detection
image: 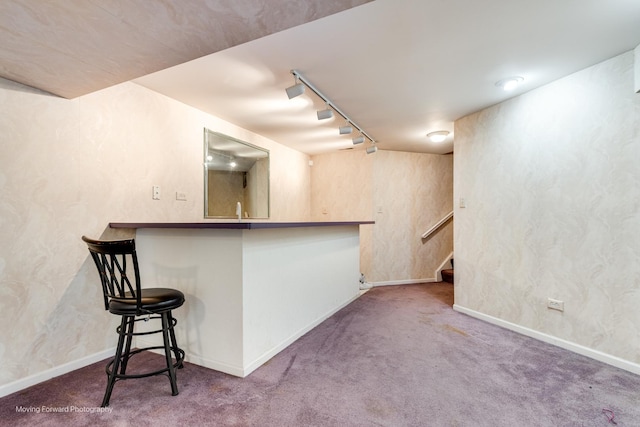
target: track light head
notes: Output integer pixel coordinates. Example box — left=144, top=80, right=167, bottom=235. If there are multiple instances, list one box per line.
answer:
left=366, top=145, right=378, bottom=154
left=317, top=108, right=333, bottom=120
left=286, top=82, right=305, bottom=99
left=339, top=125, right=353, bottom=135
left=352, top=135, right=365, bottom=145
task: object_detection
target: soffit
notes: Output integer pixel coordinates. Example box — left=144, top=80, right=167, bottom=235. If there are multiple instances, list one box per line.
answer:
left=0, top=0, right=371, bottom=98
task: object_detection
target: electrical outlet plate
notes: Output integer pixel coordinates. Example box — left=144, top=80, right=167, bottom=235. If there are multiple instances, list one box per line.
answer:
left=152, top=185, right=161, bottom=200
left=547, top=298, right=564, bottom=312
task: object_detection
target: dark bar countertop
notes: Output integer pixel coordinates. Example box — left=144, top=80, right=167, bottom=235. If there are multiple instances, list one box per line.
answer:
left=110, top=221, right=374, bottom=230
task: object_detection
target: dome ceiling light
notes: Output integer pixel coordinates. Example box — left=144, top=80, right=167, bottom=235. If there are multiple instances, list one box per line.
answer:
left=495, top=76, right=524, bottom=91
left=427, top=130, right=450, bottom=143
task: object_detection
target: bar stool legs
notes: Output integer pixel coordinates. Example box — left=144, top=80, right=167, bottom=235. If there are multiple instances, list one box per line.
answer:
left=101, top=312, right=185, bottom=407
left=161, top=313, right=179, bottom=396
left=102, top=316, right=130, bottom=407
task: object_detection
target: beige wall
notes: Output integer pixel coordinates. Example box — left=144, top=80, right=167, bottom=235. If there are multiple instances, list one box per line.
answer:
left=0, top=78, right=310, bottom=388
left=371, top=151, right=453, bottom=283
left=310, top=150, right=375, bottom=278
left=454, top=51, right=640, bottom=368
left=311, top=149, right=453, bottom=283
left=0, top=74, right=453, bottom=391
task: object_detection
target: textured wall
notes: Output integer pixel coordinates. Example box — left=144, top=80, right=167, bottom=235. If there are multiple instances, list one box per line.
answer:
left=454, top=51, right=640, bottom=364
left=0, top=78, right=310, bottom=387
left=310, top=150, right=374, bottom=278
left=310, top=149, right=453, bottom=283
left=372, top=151, right=453, bottom=283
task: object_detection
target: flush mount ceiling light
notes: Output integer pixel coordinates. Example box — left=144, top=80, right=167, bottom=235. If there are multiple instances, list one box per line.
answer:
left=427, top=130, right=450, bottom=143
left=495, top=76, right=524, bottom=91
left=286, top=69, right=376, bottom=149
left=285, top=75, right=305, bottom=99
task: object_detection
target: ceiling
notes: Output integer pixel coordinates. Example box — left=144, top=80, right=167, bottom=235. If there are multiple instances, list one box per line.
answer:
left=3, top=1, right=640, bottom=155
left=0, top=0, right=370, bottom=97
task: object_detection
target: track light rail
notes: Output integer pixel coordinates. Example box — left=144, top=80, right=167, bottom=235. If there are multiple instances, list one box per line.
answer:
left=290, top=69, right=376, bottom=144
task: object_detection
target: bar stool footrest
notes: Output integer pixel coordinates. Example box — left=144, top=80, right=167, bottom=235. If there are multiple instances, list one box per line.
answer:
left=106, top=346, right=185, bottom=380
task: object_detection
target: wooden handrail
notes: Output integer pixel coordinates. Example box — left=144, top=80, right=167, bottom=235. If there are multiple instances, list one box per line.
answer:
left=421, top=211, right=453, bottom=239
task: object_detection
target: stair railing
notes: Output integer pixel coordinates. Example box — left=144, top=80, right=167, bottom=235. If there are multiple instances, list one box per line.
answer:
left=421, top=211, right=453, bottom=239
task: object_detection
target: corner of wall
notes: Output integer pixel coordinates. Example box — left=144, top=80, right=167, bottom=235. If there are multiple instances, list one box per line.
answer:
left=634, top=44, right=640, bottom=93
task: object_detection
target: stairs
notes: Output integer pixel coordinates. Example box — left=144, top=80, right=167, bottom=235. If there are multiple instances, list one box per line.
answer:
left=441, top=258, right=454, bottom=284
left=441, top=269, right=454, bottom=283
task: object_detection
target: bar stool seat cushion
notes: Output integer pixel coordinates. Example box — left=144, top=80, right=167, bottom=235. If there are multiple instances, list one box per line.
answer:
left=109, top=288, right=185, bottom=315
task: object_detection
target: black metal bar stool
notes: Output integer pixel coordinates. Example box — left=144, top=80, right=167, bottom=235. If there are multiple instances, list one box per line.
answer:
left=82, top=236, right=185, bottom=407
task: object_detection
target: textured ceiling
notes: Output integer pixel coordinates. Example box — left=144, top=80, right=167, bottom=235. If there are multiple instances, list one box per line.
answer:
left=0, top=0, right=371, bottom=98
left=135, top=0, right=640, bottom=154
left=2, top=0, right=640, bottom=155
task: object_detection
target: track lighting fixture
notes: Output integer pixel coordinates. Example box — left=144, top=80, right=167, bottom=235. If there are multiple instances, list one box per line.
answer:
left=366, top=145, right=378, bottom=154
left=339, top=124, right=353, bottom=135
left=285, top=75, right=305, bottom=99
left=317, top=105, right=333, bottom=120
left=286, top=69, right=376, bottom=149
left=427, top=131, right=450, bottom=143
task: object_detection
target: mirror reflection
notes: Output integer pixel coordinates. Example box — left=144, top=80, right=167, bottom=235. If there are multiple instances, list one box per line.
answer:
left=204, top=129, right=270, bottom=218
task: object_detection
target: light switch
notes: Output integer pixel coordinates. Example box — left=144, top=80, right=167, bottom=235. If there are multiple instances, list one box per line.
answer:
left=459, top=197, right=466, bottom=208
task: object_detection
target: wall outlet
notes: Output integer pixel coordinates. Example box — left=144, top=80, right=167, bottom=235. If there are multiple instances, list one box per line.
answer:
left=547, top=298, right=564, bottom=312
left=176, top=191, right=187, bottom=201
left=152, top=185, right=161, bottom=200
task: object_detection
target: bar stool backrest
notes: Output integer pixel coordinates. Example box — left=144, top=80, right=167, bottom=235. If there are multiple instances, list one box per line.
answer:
left=82, top=236, right=143, bottom=315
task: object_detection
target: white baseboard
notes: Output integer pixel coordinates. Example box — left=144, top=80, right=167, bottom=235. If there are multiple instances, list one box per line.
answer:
left=184, top=354, right=245, bottom=378
left=0, top=347, right=115, bottom=398
left=369, top=252, right=454, bottom=288
left=453, top=304, right=640, bottom=376
left=133, top=338, right=248, bottom=378
left=370, top=278, right=437, bottom=287
left=434, top=251, right=454, bottom=282
left=241, top=292, right=363, bottom=377
left=138, top=292, right=364, bottom=379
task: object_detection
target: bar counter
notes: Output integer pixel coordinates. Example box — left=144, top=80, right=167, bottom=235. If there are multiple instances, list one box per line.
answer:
left=110, top=221, right=373, bottom=377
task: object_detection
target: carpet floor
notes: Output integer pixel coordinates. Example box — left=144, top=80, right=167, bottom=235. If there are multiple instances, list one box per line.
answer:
left=1, top=283, right=639, bottom=426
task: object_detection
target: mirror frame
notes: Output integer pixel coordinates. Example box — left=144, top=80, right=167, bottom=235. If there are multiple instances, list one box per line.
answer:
left=204, top=129, right=270, bottom=219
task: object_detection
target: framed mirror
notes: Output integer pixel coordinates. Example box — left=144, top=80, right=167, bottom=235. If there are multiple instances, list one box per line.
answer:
left=204, top=129, right=270, bottom=218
